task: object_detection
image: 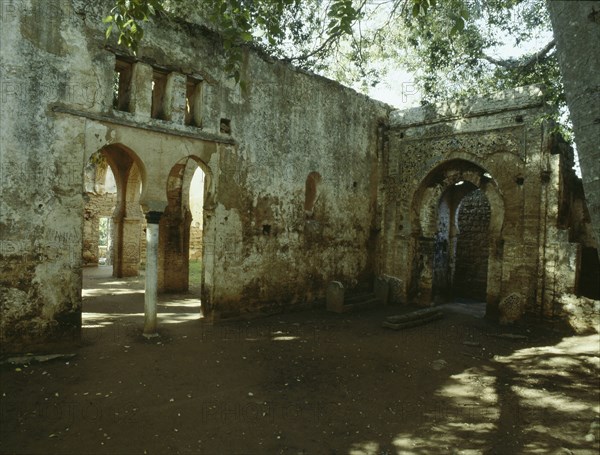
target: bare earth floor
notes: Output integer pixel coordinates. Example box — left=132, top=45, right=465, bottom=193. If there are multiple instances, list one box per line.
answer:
left=1, top=267, right=599, bottom=455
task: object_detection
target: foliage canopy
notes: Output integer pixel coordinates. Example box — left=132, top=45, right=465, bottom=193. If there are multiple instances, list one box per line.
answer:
left=105, top=0, right=562, bottom=117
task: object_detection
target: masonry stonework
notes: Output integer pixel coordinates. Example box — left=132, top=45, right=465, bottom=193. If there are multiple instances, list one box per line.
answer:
left=1, top=0, right=597, bottom=351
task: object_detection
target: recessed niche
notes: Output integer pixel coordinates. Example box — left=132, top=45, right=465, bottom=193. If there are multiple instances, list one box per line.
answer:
left=220, top=118, right=231, bottom=134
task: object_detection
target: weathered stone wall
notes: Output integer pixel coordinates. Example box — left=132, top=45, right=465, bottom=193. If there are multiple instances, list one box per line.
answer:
left=2, top=0, right=595, bottom=351
left=381, top=86, right=584, bottom=318
left=0, top=0, right=388, bottom=350
left=1, top=0, right=93, bottom=350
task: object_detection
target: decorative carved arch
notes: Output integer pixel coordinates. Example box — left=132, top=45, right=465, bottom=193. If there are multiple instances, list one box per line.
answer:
left=408, top=158, right=505, bottom=314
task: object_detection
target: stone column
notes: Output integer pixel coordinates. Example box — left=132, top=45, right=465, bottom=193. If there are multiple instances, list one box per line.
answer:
left=144, top=211, right=162, bottom=338
left=121, top=217, right=142, bottom=276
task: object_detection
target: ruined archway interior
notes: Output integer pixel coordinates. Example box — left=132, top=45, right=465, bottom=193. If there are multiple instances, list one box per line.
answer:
left=83, top=145, right=145, bottom=279
left=83, top=152, right=117, bottom=269
left=188, top=165, right=205, bottom=293
left=412, top=160, right=503, bottom=312
left=433, top=182, right=491, bottom=303
left=81, top=145, right=147, bottom=329
left=159, top=156, right=208, bottom=310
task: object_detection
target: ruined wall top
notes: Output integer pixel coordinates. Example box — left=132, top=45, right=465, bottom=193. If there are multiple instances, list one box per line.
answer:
left=389, top=85, right=547, bottom=128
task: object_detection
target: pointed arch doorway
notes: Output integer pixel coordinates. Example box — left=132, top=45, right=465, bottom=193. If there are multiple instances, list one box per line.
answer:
left=410, top=159, right=504, bottom=315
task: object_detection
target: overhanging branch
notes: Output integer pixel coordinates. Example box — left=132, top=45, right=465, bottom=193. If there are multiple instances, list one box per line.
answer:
left=482, top=39, right=556, bottom=69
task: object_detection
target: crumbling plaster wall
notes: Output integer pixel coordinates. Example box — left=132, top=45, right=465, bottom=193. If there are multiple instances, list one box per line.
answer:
left=0, top=0, right=389, bottom=350
left=381, top=86, right=585, bottom=317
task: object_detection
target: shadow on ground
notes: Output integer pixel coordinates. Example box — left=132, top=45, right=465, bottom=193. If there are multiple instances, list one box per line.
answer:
left=0, top=267, right=598, bottom=454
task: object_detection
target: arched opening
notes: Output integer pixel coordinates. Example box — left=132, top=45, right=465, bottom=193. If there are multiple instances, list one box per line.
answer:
left=433, top=182, right=491, bottom=302
left=159, top=156, right=210, bottom=303
left=453, top=188, right=491, bottom=300
left=188, top=167, right=205, bottom=293
left=83, top=154, right=117, bottom=268
left=410, top=159, right=503, bottom=313
left=82, top=144, right=145, bottom=279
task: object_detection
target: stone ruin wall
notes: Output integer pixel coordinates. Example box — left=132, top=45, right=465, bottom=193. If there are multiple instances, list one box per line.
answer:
left=0, top=0, right=389, bottom=351
left=381, top=86, right=597, bottom=318
left=1, top=0, right=597, bottom=352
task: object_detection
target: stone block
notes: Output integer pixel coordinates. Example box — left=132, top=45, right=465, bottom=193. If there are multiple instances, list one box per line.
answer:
left=326, top=281, right=344, bottom=313
left=374, top=276, right=390, bottom=305
left=498, top=292, right=525, bottom=324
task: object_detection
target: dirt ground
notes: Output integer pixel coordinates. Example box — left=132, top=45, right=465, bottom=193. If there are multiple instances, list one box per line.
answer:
left=1, top=267, right=599, bottom=455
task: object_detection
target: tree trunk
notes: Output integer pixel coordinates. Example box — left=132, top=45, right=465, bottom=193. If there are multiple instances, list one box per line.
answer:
left=547, top=1, right=600, bottom=252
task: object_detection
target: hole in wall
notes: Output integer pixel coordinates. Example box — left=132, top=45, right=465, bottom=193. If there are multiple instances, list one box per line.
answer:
left=578, top=247, right=600, bottom=299
left=113, top=58, right=132, bottom=112
left=262, top=224, right=271, bottom=235
left=516, top=177, right=525, bottom=186
left=220, top=118, right=231, bottom=134
left=151, top=70, right=168, bottom=120
left=541, top=171, right=551, bottom=184
left=515, top=115, right=524, bottom=123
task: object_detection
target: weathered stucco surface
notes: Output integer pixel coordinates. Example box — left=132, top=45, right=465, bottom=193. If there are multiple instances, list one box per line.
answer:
left=382, top=86, right=598, bottom=319
left=1, top=0, right=597, bottom=352
left=0, top=0, right=388, bottom=350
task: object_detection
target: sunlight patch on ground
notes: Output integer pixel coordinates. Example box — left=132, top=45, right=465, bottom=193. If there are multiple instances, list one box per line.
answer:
left=514, top=386, right=591, bottom=413
left=271, top=336, right=299, bottom=341
left=83, top=288, right=144, bottom=297
left=97, top=280, right=141, bottom=286
left=82, top=312, right=200, bottom=324
left=158, top=299, right=201, bottom=309
left=388, top=334, right=600, bottom=453
left=388, top=366, right=500, bottom=452
left=438, top=369, right=498, bottom=405
left=348, top=441, right=379, bottom=455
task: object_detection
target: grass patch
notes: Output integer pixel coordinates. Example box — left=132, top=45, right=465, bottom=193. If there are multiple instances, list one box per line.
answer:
left=189, top=259, right=202, bottom=285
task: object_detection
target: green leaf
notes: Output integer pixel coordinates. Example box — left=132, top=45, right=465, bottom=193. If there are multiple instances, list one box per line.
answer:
left=412, top=3, right=421, bottom=17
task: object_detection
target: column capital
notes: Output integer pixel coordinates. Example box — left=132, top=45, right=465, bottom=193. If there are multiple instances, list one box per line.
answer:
left=145, top=211, right=163, bottom=224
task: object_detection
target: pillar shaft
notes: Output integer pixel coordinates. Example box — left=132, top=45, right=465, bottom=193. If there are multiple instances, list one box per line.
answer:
left=144, top=211, right=162, bottom=337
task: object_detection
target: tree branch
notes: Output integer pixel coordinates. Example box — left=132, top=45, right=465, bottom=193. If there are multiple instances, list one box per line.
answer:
left=482, top=39, right=556, bottom=69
